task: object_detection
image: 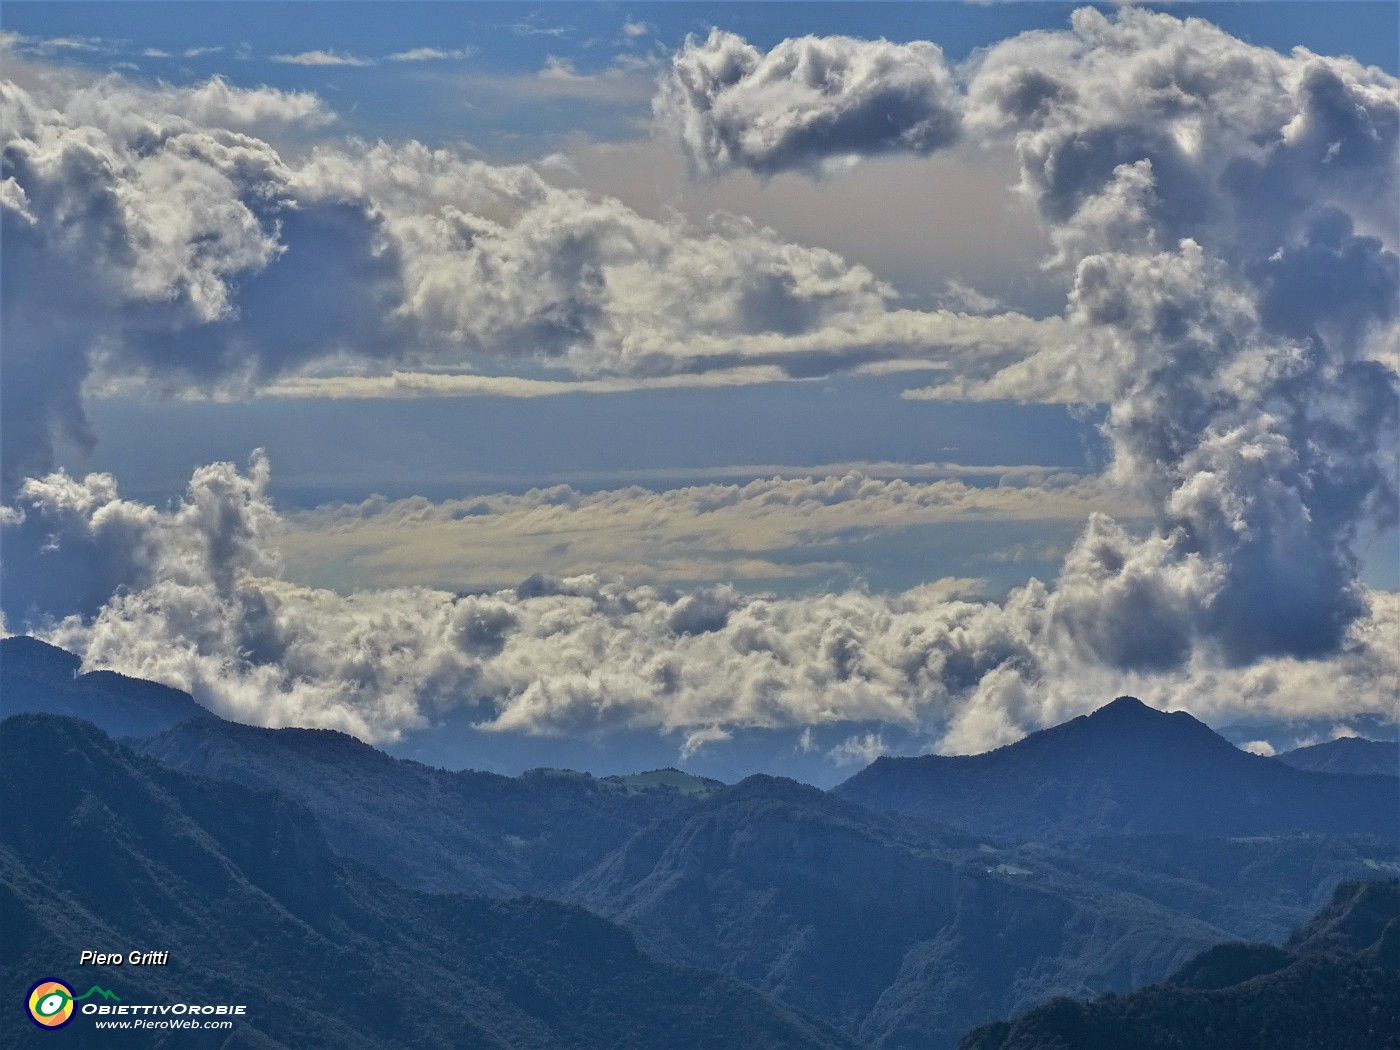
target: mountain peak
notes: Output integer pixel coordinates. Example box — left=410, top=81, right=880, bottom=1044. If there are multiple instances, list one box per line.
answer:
left=1093, top=695, right=1157, bottom=718
left=1079, top=696, right=1208, bottom=735
left=721, top=773, right=827, bottom=806
left=834, top=695, right=1399, bottom=839
left=1063, top=695, right=1224, bottom=751
left=1000, top=696, right=1223, bottom=762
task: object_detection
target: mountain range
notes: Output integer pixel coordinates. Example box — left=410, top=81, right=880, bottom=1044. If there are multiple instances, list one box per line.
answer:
left=2, top=636, right=1397, bottom=1048
left=1, top=713, right=858, bottom=1050
left=960, top=879, right=1400, bottom=1050
left=140, top=715, right=709, bottom=898
left=127, top=708, right=1400, bottom=1046
left=1278, top=737, right=1400, bottom=777
left=0, top=635, right=210, bottom=738
left=834, top=696, right=1398, bottom=839
left=568, top=773, right=1224, bottom=1049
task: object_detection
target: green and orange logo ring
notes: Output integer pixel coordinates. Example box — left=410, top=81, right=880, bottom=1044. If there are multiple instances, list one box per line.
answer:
left=27, top=979, right=76, bottom=1029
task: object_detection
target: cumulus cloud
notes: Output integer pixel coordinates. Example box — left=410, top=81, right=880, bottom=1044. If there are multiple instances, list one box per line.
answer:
left=679, top=725, right=732, bottom=761
left=0, top=69, right=396, bottom=491
left=656, top=29, right=960, bottom=176
left=2, top=453, right=278, bottom=625
left=1, top=62, right=1067, bottom=493
left=663, top=9, right=1400, bottom=672
left=289, top=137, right=1075, bottom=379
left=960, top=10, right=1398, bottom=666
left=162, top=76, right=336, bottom=129
left=5, top=457, right=1394, bottom=754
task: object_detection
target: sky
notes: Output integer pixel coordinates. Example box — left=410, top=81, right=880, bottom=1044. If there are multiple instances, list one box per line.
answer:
left=2, top=2, right=1397, bottom=784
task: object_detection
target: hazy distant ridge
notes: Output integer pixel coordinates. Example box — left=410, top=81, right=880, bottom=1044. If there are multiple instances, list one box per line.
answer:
left=834, top=697, right=1398, bottom=839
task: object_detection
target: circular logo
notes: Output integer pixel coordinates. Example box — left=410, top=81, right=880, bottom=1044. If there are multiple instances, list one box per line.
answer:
left=27, top=979, right=75, bottom=1029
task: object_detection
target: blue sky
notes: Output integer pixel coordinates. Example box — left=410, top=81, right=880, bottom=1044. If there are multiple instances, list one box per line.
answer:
left=2, top=3, right=1397, bottom=779
left=7, top=3, right=1397, bottom=152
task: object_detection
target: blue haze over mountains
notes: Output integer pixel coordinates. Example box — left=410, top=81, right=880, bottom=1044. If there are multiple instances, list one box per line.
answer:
left=2, top=712, right=862, bottom=1050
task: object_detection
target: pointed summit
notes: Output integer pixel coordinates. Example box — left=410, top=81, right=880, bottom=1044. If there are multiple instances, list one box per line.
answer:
left=1080, top=695, right=1208, bottom=736
left=1093, top=695, right=1156, bottom=718
left=1066, top=695, right=1178, bottom=745
left=989, top=695, right=1237, bottom=772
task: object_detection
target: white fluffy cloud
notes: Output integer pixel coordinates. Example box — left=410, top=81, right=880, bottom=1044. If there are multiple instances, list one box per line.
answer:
left=290, top=138, right=1071, bottom=380
left=2, top=71, right=310, bottom=487
left=386, top=47, right=476, bottom=63
left=962, top=11, right=1399, bottom=665
left=6, top=457, right=1393, bottom=753
left=656, top=29, right=961, bottom=176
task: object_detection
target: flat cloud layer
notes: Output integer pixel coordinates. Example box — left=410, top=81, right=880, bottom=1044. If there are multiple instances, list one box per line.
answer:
left=275, top=468, right=1132, bottom=590
left=3, top=8, right=1398, bottom=759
